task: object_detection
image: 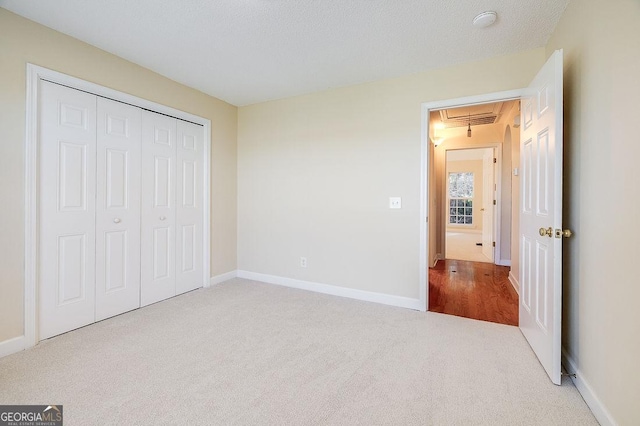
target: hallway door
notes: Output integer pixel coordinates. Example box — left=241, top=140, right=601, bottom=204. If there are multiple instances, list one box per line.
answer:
left=481, top=149, right=495, bottom=262
left=519, top=49, right=565, bottom=385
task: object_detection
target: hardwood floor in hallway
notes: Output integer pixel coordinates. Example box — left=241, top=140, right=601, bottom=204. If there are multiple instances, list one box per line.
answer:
left=429, top=259, right=518, bottom=326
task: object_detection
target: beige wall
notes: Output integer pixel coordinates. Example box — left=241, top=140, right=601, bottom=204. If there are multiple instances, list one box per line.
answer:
left=546, top=0, right=640, bottom=423
left=496, top=100, right=521, bottom=269
left=0, top=9, right=238, bottom=342
left=504, top=103, right=522, bottom=284
left=499, top=106, right=518, bottom=263
left=445, top=159, right=484, bottom=232
left=508, top=123, right=521, bottom=284
left=238, top=48, right=545, bottom=300
left=500, top=129, right=511, bottom=260
left=428, top=142, right=438, bottom=266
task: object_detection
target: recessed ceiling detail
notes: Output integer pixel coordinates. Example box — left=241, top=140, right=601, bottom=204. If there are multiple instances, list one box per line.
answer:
left=438, top=103, right=505, bottom=129
left=0, top=0, right=570, bottom=106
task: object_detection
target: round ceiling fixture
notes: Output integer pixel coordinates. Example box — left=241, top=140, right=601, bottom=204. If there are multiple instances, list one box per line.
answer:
left=473, top=11, right=497, bottom=28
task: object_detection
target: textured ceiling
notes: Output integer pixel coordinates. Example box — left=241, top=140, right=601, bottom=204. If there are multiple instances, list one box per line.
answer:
left=0, top=0, right=569, bottom=106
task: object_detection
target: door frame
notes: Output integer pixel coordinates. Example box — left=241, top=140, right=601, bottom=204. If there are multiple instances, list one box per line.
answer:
left=420, top=89, right=524, bottom=311
left=23, top=64, right=212, bottom=347
left=441, top=145, right=502, bottom=264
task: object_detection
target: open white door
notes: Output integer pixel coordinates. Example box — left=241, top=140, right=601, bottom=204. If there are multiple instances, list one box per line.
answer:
left=519, top=50, right=564, bottom=385
left=481, top=149, right=495, bottom=262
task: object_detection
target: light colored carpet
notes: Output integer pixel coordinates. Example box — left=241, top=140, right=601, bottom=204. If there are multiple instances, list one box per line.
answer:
left=446, top=231, right=493, bottom=263
left=0, top=279, right=596, bottom=425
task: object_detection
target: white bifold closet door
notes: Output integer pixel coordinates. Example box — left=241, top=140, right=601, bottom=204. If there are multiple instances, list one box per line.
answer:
left=175, top=120, right=204, bottom=295
left=39, top=81, right=98, bottom=339
left=141, top=111, right=177, bottom=306
left=140, top=111, right=204, bottom=306
left=95, top=98, right=142, bottom=321
left=39, top=83, right=142, bottom=338
left=39, top=81, right=205, bottom=339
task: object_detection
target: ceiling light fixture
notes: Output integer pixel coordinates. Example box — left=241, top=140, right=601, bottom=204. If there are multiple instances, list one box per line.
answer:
left=467, top=114, right=472, bottom=138
left=473, top=11, right=497, bottom=28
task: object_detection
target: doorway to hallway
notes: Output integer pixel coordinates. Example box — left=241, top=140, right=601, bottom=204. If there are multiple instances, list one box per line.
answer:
left=428, top=100, right=518, bottom=269
left=426, top=101, right=519, bottom=326
left=421, top=48, right=566, bottom=385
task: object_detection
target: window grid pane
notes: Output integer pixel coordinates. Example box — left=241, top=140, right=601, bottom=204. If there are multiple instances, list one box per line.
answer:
left=448, top=172, right=474, bottom=225
left=448, top=196, right=473, bottom=225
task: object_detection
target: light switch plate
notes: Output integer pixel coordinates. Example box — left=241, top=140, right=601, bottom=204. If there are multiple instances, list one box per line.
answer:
left=389, top=197, right=402, bottom=209
left=513, top=167, right=519, bottom=176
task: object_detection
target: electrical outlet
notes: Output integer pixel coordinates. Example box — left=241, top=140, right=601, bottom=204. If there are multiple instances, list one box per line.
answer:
left=389, top=197, right=402, bottom=209
left=300, top=257, right=307, bottom=268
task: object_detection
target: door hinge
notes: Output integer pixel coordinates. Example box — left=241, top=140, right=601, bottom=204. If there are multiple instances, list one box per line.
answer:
left=493, top=200, right=496, bottom=205
left=493, top=158, right=497, bottom=164
left=492, top=242, right=496, bottom=247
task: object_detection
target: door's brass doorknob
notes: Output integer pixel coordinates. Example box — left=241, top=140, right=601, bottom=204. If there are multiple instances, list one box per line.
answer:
left=555, top=228, right=573, bottom=238
left=539, top=227, right=553, bottom=237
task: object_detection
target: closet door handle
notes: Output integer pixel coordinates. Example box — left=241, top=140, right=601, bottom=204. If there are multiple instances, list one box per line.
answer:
left=113, top=218, right=121, bottom=224
left=159, top=216, right=166, bottom=221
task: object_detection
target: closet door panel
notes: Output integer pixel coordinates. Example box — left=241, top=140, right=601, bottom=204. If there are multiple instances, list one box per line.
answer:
left=141, top=111, right=177, bottom=306
left=176, top=121, right=204, bottom=294
left=95, top=97, right=142, bottom=321
left=39, top=81, right=97, bottom=339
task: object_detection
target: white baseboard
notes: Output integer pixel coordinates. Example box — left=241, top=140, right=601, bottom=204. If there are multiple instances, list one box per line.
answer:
left=432, top=253, right=442, bottom=268
left=0, top=335, right=25, bottom=358
left=496, top=259, right=511, bottom=267
left=210, top=270, right=238, bottom=286
left=508, top=271, right=519, bottom=295
left=562, top=348, right=617, bottom=426
left=236, top=270, right=422, bottom=311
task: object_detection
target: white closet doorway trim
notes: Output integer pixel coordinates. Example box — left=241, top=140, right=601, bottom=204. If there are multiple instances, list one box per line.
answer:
left=24, top=64, right=212, bottom=348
